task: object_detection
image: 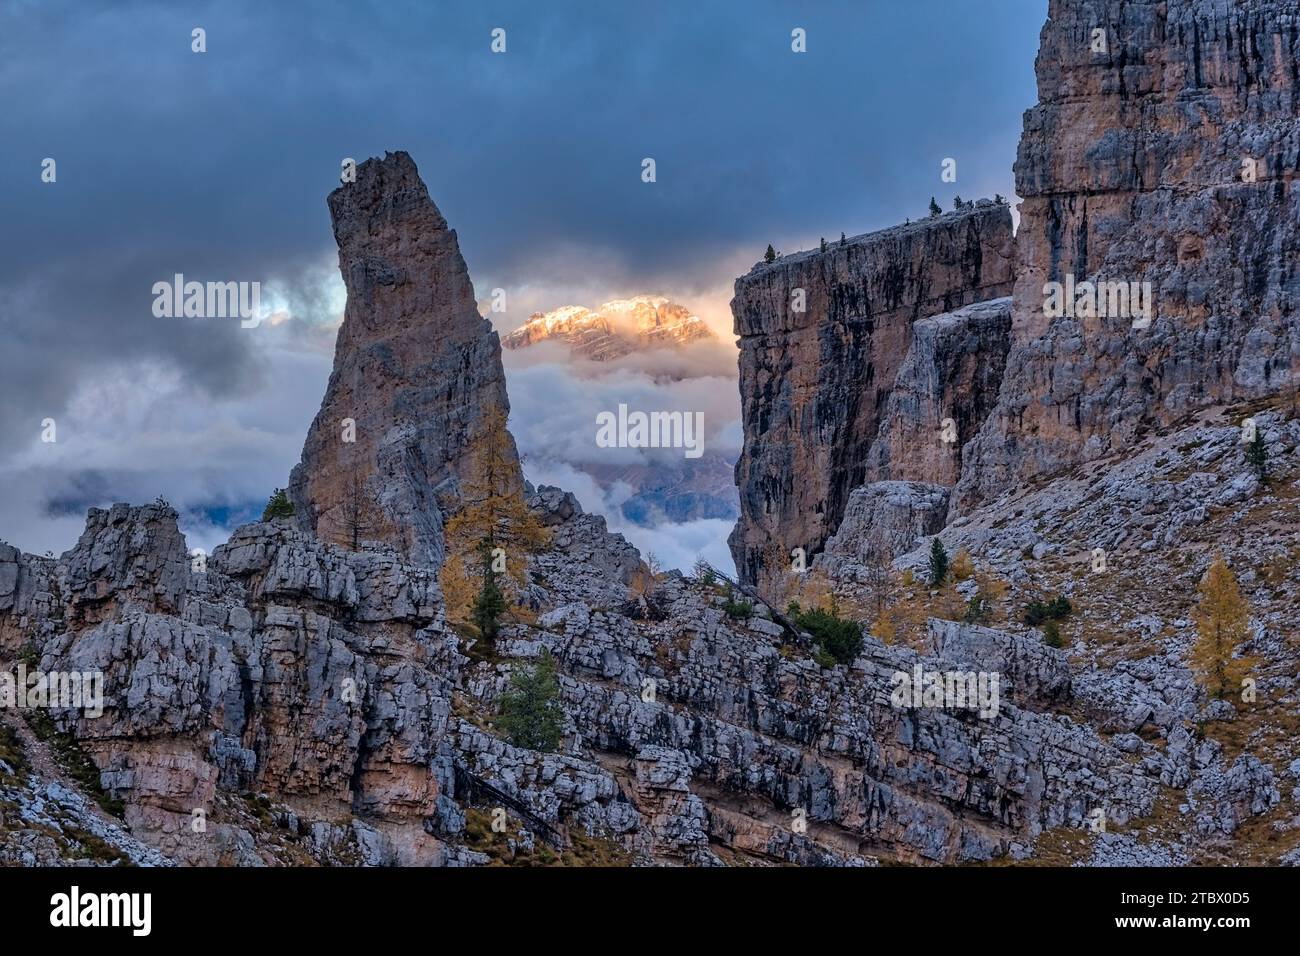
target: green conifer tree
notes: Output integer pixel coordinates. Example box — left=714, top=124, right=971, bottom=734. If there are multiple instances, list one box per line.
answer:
left=927, top=538, right=949, bottom=588
left=497, top=650, right=564, bottom=751
left=262, top=488, right=295, bottom=521
left=1246, top=433, right=1268, bottom=483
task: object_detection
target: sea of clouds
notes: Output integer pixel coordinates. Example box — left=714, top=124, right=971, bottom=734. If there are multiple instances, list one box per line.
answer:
left=502, top=331, right=742, bottom=574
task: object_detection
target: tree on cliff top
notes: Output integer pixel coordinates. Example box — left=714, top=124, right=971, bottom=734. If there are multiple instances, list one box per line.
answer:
left=1190, top=556, right=1254, bottom=700
left=928, top=197, right=942, bottom=218
left=262, top=488, right=294, bottom=521
left=764, top=243, right=776, bottom=263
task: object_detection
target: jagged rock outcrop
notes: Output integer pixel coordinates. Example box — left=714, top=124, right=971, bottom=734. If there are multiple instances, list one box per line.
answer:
left=8, top=488, right=1171, bottom=867
left=832, top=399, right=1300, bottom=862
left=925, top=618, right=1072, bottom=709
left=5, top=481, right=1293, bottom=865
left=450, top=720, right=638, bottom=847
left=63, top=503, right=191, bottom=621
left=0, top=763, right=173, bottom=867
left=730, top=202, right=1014, bottom=587
left=1, top=544, right=58, bottom=653
left=954, top=0, right=1300, bottom=511
left=12, top=507, right=466, bottom=864
left=288, top=150, right=521, bottom=568
left=865, top=297, right=1013, bottom=488
left=527, top=485, right=640, bottom=608
left=0, top=501, right=647, bottom=865
left=1188, top=755, right=1281, bottom=835
left=499, top=578, right=1162, bottom=864
left=816, top=480, right=950, bottom=577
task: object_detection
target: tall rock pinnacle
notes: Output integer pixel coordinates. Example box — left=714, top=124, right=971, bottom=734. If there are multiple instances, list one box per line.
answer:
left=288, top=151, right=522, bottom=567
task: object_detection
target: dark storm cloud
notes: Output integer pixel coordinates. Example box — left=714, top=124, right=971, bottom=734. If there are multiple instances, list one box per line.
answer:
left=2, top=0, right=1042, bottom=287
left=0, top=0, right=1042, bottom=551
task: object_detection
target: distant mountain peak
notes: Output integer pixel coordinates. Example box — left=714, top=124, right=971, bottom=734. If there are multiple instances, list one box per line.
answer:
left=502, top=295, right=715, bottom=361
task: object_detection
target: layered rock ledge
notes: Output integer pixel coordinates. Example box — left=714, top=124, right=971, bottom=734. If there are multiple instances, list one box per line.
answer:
left=730, top=202, right=1014, bottom=587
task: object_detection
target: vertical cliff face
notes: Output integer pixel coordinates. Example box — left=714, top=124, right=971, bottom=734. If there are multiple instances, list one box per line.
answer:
left=812, top=298, right=1013, bottom=573
left=289, top=151, right=521, bottom=567
left=863, top=296, right=1013, bottom=489
left=729, top=203, right=1014, bottom=586
left=955, top=0, right=1300, bottom=510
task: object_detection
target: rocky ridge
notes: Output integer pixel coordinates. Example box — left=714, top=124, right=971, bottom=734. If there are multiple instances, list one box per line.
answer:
left=0, top=498, right=1183, bottom=865
left=6, top=468, right=1291, bottom=864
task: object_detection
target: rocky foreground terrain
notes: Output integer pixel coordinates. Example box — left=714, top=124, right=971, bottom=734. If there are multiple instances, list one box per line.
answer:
left=2, top=0, right=1298, bottom=866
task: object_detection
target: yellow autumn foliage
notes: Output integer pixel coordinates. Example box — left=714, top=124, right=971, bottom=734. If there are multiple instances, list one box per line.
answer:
left=1190, top=555, right=1254, bottom=701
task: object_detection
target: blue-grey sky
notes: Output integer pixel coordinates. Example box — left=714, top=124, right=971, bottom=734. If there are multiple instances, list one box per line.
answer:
left=0, top=0, right=1045, bottom=559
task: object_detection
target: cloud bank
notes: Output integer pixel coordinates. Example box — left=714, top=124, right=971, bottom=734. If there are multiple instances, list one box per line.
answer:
left=522, top=459, right=736, bottom=577
left=503, top=331, right=742, bottom=573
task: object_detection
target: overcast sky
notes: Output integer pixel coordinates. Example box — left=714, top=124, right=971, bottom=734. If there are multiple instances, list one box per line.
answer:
left=0, top=0, right=1044, bottom=561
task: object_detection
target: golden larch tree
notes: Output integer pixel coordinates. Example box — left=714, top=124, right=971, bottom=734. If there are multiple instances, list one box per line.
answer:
left=950, top=547, right=975, bottom=581
left=441, top=406, right=549, bottom=626
left=1190, top=555, right=1254, bottom=700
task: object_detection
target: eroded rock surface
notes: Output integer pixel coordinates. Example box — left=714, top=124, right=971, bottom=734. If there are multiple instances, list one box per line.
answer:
left=817, top=480, right=950, bottom=575
left=729, top=202, right=1014, bottom=588
left=865, top=297, right=1013, bottom=490
left=955, top=0, right=1300, bottom=510
left=288, top=150, right=521, bottom=568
